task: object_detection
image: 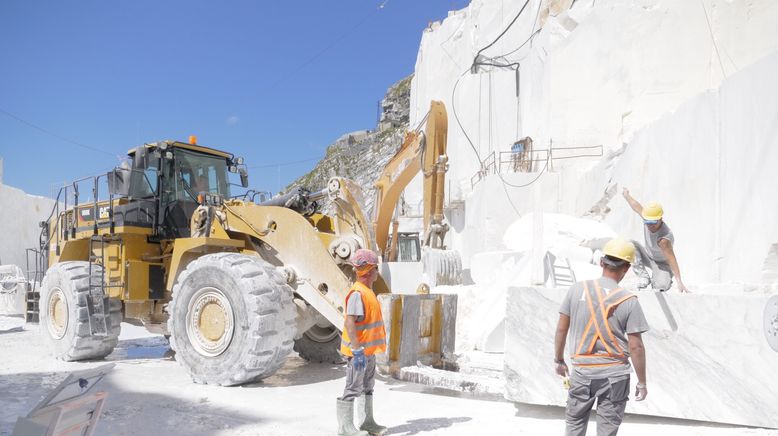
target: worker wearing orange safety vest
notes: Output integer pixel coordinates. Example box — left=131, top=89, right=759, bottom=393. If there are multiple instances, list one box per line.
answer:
left=336, top=249, right=387, bottom=436
left=554, top=238, right=650, bottom=436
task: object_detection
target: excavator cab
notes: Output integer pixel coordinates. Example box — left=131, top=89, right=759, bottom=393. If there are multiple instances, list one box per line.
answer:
left=389, top=232, right=422, bottom=262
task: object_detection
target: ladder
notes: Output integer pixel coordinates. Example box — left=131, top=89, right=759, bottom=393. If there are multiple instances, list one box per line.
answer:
left=543, top=251, right=577, bottom=288
left=86, top=235, right=123, bottom=337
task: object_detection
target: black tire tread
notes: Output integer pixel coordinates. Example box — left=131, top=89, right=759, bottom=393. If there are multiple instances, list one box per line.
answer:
left=40, top=261, right=122, bottom=361
left=167, top=253, right=296, bottom=386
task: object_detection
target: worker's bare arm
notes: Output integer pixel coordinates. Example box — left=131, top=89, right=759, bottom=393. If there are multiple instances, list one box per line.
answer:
left=658, top=239, right=690, bottom=293
left=628, top=332, right=648, bottom=400
left=554, top=314, right=570, bottom=377
left=345, top=315, right=361, bottom=349
left=622, top=188, right=644, bottom=216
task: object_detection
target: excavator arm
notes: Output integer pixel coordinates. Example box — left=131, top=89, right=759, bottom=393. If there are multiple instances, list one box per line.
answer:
left=373, top=100, right=449, bottom=260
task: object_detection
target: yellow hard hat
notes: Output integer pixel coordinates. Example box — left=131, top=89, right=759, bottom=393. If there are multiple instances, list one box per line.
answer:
left=602, top=238, right=636, bottom=264
left=641, top=201, right=663, bottom=221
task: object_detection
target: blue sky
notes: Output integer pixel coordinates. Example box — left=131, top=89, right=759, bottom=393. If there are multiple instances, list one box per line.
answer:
left=0, top=0, right=465, bottom=197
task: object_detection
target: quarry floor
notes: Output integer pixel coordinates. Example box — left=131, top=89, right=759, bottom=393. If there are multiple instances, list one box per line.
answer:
left=0, top=315, right=774, bottom=436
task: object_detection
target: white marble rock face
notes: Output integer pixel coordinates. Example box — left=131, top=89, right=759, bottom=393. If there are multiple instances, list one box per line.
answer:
left=504, top=286, right=778, bottom=429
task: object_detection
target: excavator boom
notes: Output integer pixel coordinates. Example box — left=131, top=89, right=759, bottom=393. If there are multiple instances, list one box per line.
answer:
left=373, top=100, right=449, bottom=259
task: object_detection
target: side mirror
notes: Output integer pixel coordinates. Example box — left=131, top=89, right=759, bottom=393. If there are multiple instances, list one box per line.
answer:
left=239, top=167, right=249, bottom=188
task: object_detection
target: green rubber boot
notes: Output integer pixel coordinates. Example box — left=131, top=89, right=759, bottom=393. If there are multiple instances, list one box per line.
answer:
left=337, top=399, right=369, bottom=436
left=357, top=395, right=387, bottom=435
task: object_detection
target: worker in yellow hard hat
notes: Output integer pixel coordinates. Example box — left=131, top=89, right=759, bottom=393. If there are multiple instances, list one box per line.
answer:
left=554, top=238, right=650, bottom=436
left=622, top=188, right=690, bottom=293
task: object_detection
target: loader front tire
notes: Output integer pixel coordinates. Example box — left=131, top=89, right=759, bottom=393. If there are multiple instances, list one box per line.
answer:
left=168, top=253, right=297, bottom=386
left=39, top=262, right=122, bottom=361
left=294, top=323, right=344, bottom=364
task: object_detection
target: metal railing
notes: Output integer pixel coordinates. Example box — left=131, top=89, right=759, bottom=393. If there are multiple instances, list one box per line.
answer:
left=28, top=173, right=120, bottom=324
left=470, top=143, right=603, bottom=188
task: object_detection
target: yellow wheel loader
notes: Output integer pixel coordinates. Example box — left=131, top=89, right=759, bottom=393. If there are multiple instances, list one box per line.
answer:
left=30, top=139, right=388, bottom=385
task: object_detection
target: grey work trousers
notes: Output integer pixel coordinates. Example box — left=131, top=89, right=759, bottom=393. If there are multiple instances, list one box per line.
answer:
left=632, top=241, right=673, bottom=291
left=339, top=354, right=377, bottom=401
left=565, top=375, right=630, bottom=436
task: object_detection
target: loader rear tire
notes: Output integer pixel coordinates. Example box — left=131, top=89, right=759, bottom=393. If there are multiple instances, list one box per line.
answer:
left=39, top=262, right=122, bottom=361
left=168, top=253, right=297, bottom=386
left=294, top=323, right=344, bottom=364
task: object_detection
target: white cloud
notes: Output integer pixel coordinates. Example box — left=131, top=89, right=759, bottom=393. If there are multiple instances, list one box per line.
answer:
left=226, top=115, right=240, bottom=126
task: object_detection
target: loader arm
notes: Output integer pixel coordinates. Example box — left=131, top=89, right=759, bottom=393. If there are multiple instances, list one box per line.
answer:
left=169, top=177, right=387, bottom=331
left=223, top=204, right=353, bottom=329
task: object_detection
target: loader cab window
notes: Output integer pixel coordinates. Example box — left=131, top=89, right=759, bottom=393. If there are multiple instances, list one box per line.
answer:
left=174, top=150, right=230, bottom=202
left=159, top=148, right=230, bottom=239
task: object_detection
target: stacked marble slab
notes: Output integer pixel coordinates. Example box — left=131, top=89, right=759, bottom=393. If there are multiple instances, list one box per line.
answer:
left=504, top=286, right=778, bottom=428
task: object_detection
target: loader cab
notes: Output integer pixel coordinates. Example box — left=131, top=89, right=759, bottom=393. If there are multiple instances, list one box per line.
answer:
left=118, top=141, right=237, bottom=240
left=159, top=144, right=232, bottom=239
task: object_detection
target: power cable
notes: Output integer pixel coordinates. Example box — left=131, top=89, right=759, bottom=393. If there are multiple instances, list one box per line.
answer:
left=0, top=107, right=114, bottom=157
left=472, top=0, right=531, bottom=66
left=265, top=1, right=388, bottom=92
left=699, top=0, right=726, bottom=79
left=451, top=68, right=483, bottom=165
left=498, top=152, right=549, bottom=188
left=450, top=0, right=551, bottom=215
left=249, top=156, right=322, bottom=169
left=493, top=27, right=542, bottom=61
left=412, top=109, right=431, bottom=133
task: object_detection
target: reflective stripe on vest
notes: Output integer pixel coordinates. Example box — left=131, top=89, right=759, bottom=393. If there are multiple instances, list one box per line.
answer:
left=340, top=282, right=387, bottom=357
left=571, top=280, right=636, bottom=368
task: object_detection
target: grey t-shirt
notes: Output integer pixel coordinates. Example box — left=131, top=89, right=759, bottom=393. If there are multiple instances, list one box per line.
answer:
left=559, top=277, right=650, bottom=379
left=346, top=291, right=365, bottom=323
left=644, top=222, right=674, bottom=263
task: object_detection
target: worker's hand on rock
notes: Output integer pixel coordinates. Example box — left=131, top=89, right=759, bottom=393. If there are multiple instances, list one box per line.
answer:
left=351, top=348, right=367, bottom=372
left=622, top=187, right=630, bottom=198
left=635, top=382, right=648, bottom=401
left=554, top=361, right=568, bottom=378
left=677, top=282, right=691, bottom=293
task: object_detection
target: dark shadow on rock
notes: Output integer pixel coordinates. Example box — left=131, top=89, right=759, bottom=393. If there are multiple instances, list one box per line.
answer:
left=512, top=401, right=751, bottom=429
left=0, top=326, right=23, bottom=335
left=384, top=417, right=471, bottom=435
left=513, top=402, right=566, bottom=421
left=0, top=370, right=263, bottom=436
left=388, top=382, right=505, bottom=403
left=107, top=337, right=171, bottom=361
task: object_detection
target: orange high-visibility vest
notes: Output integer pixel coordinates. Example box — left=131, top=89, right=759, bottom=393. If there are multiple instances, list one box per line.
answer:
left=340, top=282, right=387, bottom=357
left=571, top=280, right=636, bottom=368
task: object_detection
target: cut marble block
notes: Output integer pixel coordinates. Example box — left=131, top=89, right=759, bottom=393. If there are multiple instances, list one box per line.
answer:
left=505, top=286, right=778, bottom=429
left=469, top=251, right=525, bottom=285
left=380, top=261, right=424, bottom=294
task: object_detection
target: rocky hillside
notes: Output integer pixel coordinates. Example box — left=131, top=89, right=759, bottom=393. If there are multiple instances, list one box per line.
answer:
left=286, top=74, right=412, bottom=215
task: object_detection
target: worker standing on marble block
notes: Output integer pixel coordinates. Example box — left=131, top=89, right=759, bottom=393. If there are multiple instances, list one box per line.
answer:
left=622, top=188, right=690, bottom=293
left=336, top=249, right=388, bottom=436
left=554, top=238, right=650, bottom=436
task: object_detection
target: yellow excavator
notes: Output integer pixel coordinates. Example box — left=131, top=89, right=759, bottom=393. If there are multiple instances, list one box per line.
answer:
left=372, top=101, right=462, bottom=289
left=30, top=137, right=391, bottom=385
